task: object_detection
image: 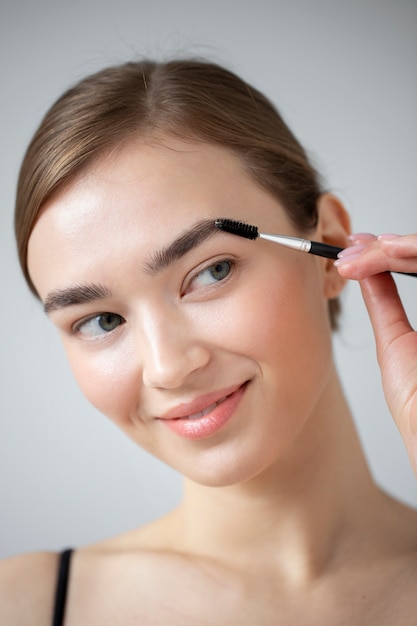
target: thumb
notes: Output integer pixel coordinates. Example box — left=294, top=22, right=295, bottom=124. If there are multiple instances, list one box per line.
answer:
left=359, top=273, right=413, bottom=361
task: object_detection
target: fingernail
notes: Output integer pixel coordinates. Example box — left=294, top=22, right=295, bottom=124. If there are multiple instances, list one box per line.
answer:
left=377, top=233, right=400, bottom=240
left=337, top=244, right=367, bottom=259
left=348, top=233, right=375, bottom=243
left=334, top=244, right=367, bottom=267
left=334, top=253, right=362, bottom=267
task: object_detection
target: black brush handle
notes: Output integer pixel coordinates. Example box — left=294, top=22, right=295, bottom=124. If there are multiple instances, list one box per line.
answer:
left=309, top=241, right=343, bottom=260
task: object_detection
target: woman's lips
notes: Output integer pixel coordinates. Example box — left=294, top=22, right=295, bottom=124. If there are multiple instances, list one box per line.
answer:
left=157, top=382, right=248, bottom=440
left=185, top=397, right=227, bottom=420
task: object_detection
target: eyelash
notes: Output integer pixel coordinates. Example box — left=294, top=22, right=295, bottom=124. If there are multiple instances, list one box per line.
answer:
left=184, top=258, right=235, bottom=294
left=72, top=313, right=125, bottom=339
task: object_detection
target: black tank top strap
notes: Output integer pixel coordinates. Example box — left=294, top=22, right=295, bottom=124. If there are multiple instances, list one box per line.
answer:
left=52, top=548, right=73, bottom=626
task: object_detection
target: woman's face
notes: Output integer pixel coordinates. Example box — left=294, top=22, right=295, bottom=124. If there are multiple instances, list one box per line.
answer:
left=28, top=138, right=340, bottom=486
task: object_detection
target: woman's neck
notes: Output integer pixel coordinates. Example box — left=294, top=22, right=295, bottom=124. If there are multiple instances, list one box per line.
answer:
left=169, top=369, right=383, bottom=582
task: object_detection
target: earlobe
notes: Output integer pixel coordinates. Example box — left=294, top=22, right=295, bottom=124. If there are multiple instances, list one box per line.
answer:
left=315, top=194, right=351, bottom=299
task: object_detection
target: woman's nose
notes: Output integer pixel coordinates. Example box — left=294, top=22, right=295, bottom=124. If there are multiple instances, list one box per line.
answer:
left=139, top=308, right=211, bottom=390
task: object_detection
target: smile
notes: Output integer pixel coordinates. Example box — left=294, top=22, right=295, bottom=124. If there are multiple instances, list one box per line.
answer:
left=184, top=395, right=230, bottom=420
left=158, top=382, right=249, bottom=440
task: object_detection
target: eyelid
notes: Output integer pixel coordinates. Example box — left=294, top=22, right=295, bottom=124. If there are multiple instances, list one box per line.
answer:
left=71, top=312, right=125, bottom=340
left=182, top=256, right=237, bottom=295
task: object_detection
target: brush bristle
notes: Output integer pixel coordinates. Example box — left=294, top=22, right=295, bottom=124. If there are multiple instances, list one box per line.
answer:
left=214, top=219, right=259, bottom=240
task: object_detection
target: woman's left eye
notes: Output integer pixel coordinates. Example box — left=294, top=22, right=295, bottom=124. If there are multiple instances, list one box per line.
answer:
left=187, top=260, right=233, bottom=291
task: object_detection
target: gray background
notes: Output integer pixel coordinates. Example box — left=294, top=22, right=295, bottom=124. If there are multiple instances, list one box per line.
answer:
left=1, top=0, right=416, bottom=558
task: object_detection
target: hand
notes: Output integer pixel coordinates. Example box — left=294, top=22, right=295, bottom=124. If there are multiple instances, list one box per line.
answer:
left=335, top=234, right=417, bottom=476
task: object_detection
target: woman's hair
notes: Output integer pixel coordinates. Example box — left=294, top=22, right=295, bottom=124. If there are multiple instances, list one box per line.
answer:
left=15, top=57, right=340, bottom=327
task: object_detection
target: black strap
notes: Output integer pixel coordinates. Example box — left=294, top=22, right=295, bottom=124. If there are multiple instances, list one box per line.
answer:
left=52, top=549, right=73, bottom=626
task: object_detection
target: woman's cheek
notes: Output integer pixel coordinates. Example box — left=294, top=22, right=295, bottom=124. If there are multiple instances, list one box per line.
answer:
left=248, top=266, right=333, bottom=383
left=63, top=340, right=138, bottom=426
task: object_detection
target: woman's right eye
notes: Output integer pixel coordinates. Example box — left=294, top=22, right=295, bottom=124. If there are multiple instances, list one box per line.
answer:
left=73, top=313, right=125, bottom=339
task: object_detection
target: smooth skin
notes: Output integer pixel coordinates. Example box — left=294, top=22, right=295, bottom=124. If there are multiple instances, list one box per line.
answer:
left=1, top=138, right=417, bottom=625
left=336, top=234, right=417, bottom=477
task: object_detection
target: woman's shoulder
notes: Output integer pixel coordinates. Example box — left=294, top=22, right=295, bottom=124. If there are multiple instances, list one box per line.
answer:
left=0, top=550, right=59, bottom=626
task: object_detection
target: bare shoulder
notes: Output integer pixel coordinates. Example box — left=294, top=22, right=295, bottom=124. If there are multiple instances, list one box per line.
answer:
left=0, top=551, right=59, bottom=626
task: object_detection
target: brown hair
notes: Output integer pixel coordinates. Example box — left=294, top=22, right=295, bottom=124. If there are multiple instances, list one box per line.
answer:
left=15, top=57, right=340, bottom=326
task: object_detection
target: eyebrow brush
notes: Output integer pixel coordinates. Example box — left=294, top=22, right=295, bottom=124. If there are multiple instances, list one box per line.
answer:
left=215, top=218, right=342, bottom=259
left=214, top=218, right=417, bottom=277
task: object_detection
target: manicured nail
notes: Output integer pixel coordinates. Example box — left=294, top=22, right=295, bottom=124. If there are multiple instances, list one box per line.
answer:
left=377, top=233, right=400, bottom=240
left=334, top=244, right=367, bottom=267
left=334, top=254, right=362, bottom=267
left=337, top=244, right=367, bottom=259
left=348, top=233, right=375, bottom=242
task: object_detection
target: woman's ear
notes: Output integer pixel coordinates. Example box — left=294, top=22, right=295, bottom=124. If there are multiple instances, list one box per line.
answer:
left=315, top=194, right=351, bottom=299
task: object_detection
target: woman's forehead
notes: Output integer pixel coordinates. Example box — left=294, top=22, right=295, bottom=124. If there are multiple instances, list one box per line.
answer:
left=26, top=138, right=289, bottom=298
left=29, top=138, right=283, bottom=242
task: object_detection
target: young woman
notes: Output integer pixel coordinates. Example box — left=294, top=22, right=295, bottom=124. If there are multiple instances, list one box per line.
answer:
left=2, top=59, right=417, bottom=625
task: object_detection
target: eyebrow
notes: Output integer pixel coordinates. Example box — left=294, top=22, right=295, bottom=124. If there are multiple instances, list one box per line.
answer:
left=44, top=283, right=112, bottom=315
left=143, top=218, right=220, bottom=275
left=43, top=218, right=221, bottom=314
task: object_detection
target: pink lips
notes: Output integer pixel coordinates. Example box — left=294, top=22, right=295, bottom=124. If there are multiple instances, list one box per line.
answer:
left=158, top=383, right=248, bottom=440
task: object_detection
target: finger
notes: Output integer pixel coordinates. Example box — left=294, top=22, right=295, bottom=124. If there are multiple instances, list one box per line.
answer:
left=379, top=234, right=417, bottom=259
left=335, top=244, right=417, bottom=279
left=359, top=273, right=414, bottom=357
